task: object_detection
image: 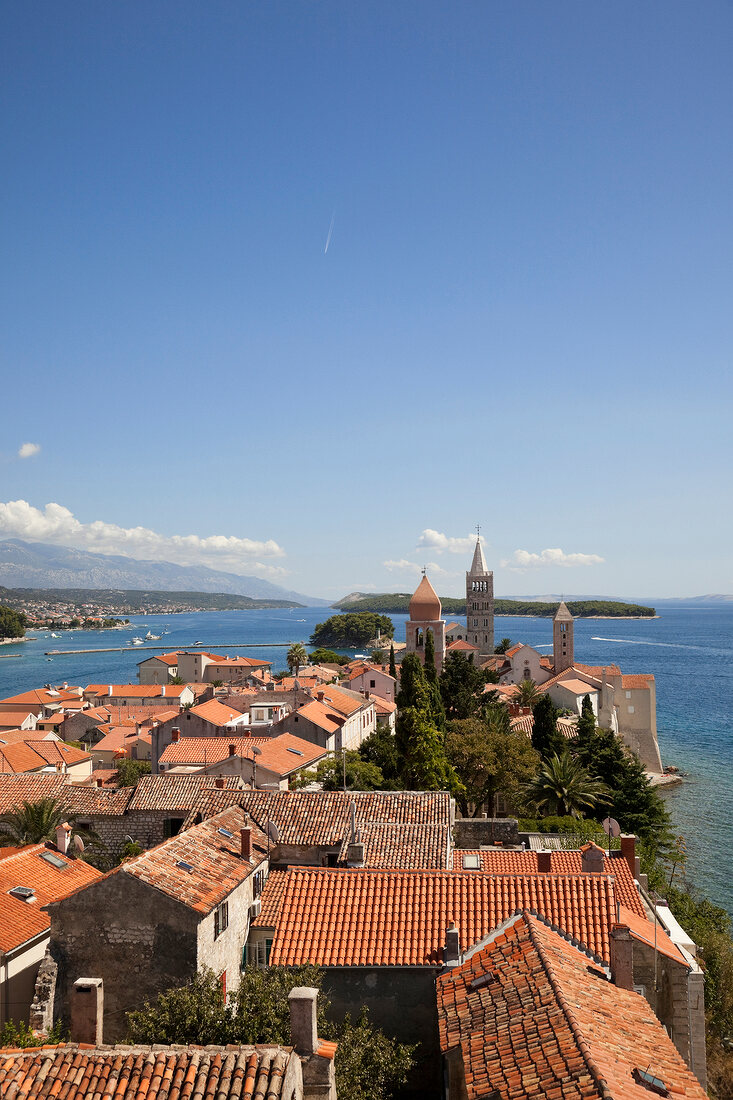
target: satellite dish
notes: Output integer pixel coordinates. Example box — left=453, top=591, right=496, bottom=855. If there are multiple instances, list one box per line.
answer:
left=252, top=745, right=262, bottom=756
left=602, top=817, right=621, bottom=838
left=73, top=834, right=85, bottom=852
left=266, top=820, right=280, bottom=844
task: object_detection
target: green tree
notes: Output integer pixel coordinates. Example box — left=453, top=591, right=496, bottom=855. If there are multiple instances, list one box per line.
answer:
left=525, top=751, right=610, bottom=818
left=446, top=717, right=540, bottom=817
left=576, top=694, right=596, bottom=747
left=395, top=654, right=427, bottom=711
left=494, top=637, right=512, bottom=654
left=359, top=726, right=401, bottom=788
left=308, top=648, right=350, bottom=667
left=295, top=751, right=384, bottom=792
left=127, top=967, right=415, bottom=1100
left=423, top=630, right=438, bottom=682
left=531, top=694, right=565, bottom=760
left=439, top=652, right=486, bottom=721
left=310, top=613, right=394, bottom=648
left=515, top=678, right=540, bottom=710
left=286, top=643, right=308, bottom=678
left=371, top=648, right=385, bottom=664
left=0, top=797, right=98, bottom=849
left=388, top=644, right=397, bottom=681
left=115, top=759, right=151, bottom=787
left=0, top=606, right=26, bottom=640
left=396, top=707, right=460, bottom=793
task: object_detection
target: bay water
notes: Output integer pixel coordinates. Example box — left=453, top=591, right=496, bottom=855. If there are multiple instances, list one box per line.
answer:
left=1, top=605, right=731, bottom=913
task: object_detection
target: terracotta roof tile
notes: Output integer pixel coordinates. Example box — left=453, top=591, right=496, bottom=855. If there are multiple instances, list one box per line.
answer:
left=453, top=849, right=645, bottom=916
left=620, top=674, right=655, bottom=689
left=0, top=774, right=70, bottom=810
left=269, top=868, right=620, bottom=966
left=337, top=822, right=451, bottom=870
left=188, top=699, right=248, bottom=726
left=436, top=912, right=707, bottom=1100
left=252, top=867, right=288, bottom=928
left=127, top=774, right=243, bottom=812
left=0, top=1044, right=298, bottom=1099
left=0, top=843, right=101, bottom=952
left=292, top=700, right=342, bottom=734
left=159, top=735, right=272, bottom=766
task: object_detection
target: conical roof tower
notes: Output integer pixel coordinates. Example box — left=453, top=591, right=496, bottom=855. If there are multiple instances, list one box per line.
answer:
left=466, top=533, right=494, bottom=660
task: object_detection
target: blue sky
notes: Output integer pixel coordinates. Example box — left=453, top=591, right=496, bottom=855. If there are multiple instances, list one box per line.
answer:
left=1, top=2, right=731, bottom=599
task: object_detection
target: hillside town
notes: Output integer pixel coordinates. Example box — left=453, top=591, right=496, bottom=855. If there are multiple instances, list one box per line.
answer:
left=0, top=538, right=716, bottom=1098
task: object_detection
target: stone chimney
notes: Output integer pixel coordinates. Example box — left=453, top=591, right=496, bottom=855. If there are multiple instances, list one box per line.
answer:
left=536, top=850, right=552, bottom=873
left=346, top=838, right=364, bottom=868
left=171, top=727, right=180, bottom=743
left=241, top=827, right=252, bottom=861
left=317, top=691, right=325, bottom=702
left=580, top=842, right=605, bottom=874
left=609, top=924, right=634, bottom=990
left=71, top=978, right=104, bottom=1045
left=289, top=986, right=337, bottom=1100
left=55, top=823, right=71, bottom=854
left=215, top=777, right=225, bottom=789
left=620, top=834, right=639, bottom=878
left=444, top=922, right=461, bottom=968
left=228, top=743, right=236, bottom=757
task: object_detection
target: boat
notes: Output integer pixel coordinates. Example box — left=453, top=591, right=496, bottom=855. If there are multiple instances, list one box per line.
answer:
left=145, top=631, right=161, bottom=641
left=130, top=637, right=144, bottom=646
left=50, top=632, right=59, bottom=639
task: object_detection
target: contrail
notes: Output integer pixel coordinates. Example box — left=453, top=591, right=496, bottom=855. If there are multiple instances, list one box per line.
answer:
left=324, top=210, right=335, bottom=254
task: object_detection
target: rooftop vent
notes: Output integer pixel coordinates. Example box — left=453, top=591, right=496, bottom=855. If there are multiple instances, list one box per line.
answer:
left=176, top=860, right=194, bottom=874
left=9, top=886, right=35, bottom=902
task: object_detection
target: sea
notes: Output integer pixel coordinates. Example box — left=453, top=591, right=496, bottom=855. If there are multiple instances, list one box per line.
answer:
left=1, top=605, right=731, bottom=915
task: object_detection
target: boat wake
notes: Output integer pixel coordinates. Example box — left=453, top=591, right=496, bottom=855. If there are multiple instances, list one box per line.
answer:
left=591, top=636, right=733, bottom=656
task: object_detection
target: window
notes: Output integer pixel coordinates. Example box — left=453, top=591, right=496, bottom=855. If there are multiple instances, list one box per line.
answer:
left=164, top=818, right=185, bottom=838
left=40, top=851, right=67, bottom=869
left=370, top=680, right=375, bottom=688
left=627, top=705, right=635, bottom=714
left=253, top=870, right=264, bottom=898
left=214, top=901, right=229, bottom=939
left=462, top=854, right=481, bottom=870
left=626, top=690, right=632, bottom=699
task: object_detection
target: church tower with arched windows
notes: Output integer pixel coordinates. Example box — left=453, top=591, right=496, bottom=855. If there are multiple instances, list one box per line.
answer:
left=465, top=535, right=494, bottom=661
left=552, top=600, right=574, bottom=672
left=405, top=572, right=446, bottom=673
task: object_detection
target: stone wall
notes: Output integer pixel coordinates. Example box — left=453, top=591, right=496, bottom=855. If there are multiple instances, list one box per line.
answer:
left=453, top=817, right=519, bottom=849
left=47, top=872, right=199, bottom=1042
left=29, top=949, right=57, bottom=1033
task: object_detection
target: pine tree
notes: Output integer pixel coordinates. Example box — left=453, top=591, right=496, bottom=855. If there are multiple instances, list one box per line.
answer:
left=531, top=694, right=565, bottom=761
left=576, top=693, right=596, bottom=747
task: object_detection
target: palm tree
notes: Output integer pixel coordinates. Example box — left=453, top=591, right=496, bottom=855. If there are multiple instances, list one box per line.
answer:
left=0, top=797, right=98, bottom=849
left=525, top=752, right=610, bottom=819
left=286, top=643, right=308, bottom=678
left=515, top=678, right=540, bottom=709
left=494, top=638, right=513, bottom=654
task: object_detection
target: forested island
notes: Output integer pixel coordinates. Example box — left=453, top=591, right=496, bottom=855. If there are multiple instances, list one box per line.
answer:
left=310, top=612, right=395, bottom=648
left=0, top=586, right=304, bottom=617
left=332, top=593, right=656, bottom=617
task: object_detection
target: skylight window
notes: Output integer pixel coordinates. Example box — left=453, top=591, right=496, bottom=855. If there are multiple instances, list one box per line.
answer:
left=462, top=854, right=481, bottom=870
left=632, top=1069, right=669, bottom=1096
left=287, top=747, right=304, bottom=756
left=176, top=860, right=194, bottom=874
left=9, top=886, right=35, bottom=901
left=217, top=828, right=234, bottom=839
left=40, top=851, right=67, bottom=869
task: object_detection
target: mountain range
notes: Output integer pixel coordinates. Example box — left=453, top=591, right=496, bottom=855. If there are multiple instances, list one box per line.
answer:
left=0, top=539, right=327, bottom=606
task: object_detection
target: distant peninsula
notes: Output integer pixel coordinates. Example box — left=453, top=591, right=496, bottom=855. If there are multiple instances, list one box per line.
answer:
left=0, top=586, right=304, bottom=617
left=332, top=593, right=656, bottom=618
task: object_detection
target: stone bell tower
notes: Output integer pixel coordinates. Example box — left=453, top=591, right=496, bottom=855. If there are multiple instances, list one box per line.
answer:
left=465, top=531, right=494, bottom=661
left=553, top=601, right=574, bottom=672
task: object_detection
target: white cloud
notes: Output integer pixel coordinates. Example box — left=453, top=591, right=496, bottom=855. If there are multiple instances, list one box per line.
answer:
left=18, top=442, right=41, bottom=459
left=501, top=548, right=605, bottom=572
left=383, top=558, right=456, bottom=578
left=416, top=529, right=480, bottom=555
left=0, top=500, right=287, bottom=577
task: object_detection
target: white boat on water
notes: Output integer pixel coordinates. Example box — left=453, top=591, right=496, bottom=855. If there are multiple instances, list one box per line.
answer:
left=50, top=632, right=59, bottom=638
left=130, top=637, right=144, bottom=646
left=145, top=631, right=161, bottom=641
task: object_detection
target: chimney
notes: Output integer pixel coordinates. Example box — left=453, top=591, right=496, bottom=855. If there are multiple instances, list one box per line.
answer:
left=241, top=827, right=252, bottom=861
left=288, top=986, right=318, bottom=1057
left=96, top=778, right=103, bottom=788
left=215, top=777, right=225, bottom=789
left=620, top=834, right=639, bottom=879
left=444, top=922, right=461, bottom=968
left=609, top=924, right=634, bottom=990
left=171, top=727, right=180, bottom=743
left=346, top=839, right=364, bottom=868
left=135, top=723, right=141, bottom=736
left=108, top=685, right=112, bottom=695
left=317, top=691, right=324, bottom=702
left=71, top=978, right=104, bottom=1045
left=161, top=686, right=166, bottom=696
left=537, top=850, right=552, bottom=873
left=580, top=842, right=605, bottom=874
left=55, top=822, right=71, bottom=854
left=228, top=743, right=236, bottom=757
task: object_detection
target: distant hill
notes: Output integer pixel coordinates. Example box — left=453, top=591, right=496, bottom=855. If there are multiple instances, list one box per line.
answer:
left=0, top=586, right=302, bottom=613
left=332, top=593, right=656, bottom=617
left=0, top=539, right=327, bottom=606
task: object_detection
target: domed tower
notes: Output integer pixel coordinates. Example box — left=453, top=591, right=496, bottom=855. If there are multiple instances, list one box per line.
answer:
left=405, top=572, right=446, bottom=673
left=553, top=601, right=574, bottom=672
left=466, top=535, right=494, bottom=661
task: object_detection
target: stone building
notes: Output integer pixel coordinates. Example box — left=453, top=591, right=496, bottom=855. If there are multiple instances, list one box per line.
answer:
left=404, top=573, right=446, bottom=672
left=465, top=536, right=494, bottom=659
left=42, top=805, right=270, bottom=1042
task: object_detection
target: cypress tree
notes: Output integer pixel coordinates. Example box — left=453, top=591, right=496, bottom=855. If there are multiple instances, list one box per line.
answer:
left=576, top=693, right=596, bottom=748
left=423, top=630, right=438, bottom=682
left=531, top=694, right=565, bottom=761
left=389, top=644, right=397, bottom=682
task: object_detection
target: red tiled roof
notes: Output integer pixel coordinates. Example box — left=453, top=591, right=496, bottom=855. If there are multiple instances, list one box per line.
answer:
left=620, top=674, right=655, bottom=689
left=337, top=823, right=451, bottom=870
left=309, top=685, right=367, bottom=718
left=63, top=785, right=135, bottom=816
left=22, top=740, right=91, bottom=767
left=0, top=710, right=40, bottom=727
left=89, top=684, right=191, bottom=699
left=537, top=666, right=602, bottom=693
left=436, top=912, right=707, bottom=1100
left=159, top=735, right=271, bottom=766
left=0, top=843, right=101, bottom=952
left=0, top=1044, right=298, bottom=1099
left=453, top=849, right=645, bottom=916
left=136, top=652, right=179, bottom=665
left=0, top=774, right=70, bottom=811
left=0, top=742, right=51, bottom=774
left=0, top=688, right=82, bottom=707
left=89, top=768, right=119, bottom=788
left=446, top=640, right=479, bottom=652
left=127, top=774, right=243, bottom=812
left=575, top=663, right=622, bottom=678
left=188, top=698, right=248, bottom=726
left=618, top=904, right=688, bottom=965
left=373, top=697, right=396, bottom=715
left=293, top=700, right=342, bottom=734
left=115, top=806, right=267, bottom=914
left=93, top=726, right=152, bottom=754
left=269, top=868, right=620, bottom=966
left=510, top=714, right=578, bottom=739
left=252, top=867, right=288, bottom=928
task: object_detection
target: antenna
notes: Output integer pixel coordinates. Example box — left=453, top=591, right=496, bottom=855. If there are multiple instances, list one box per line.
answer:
left=421, top=565, right=426, bottom=576
left=476, top=523, right=481, bottom=539
left=602, top=817, right=621, bottom=842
